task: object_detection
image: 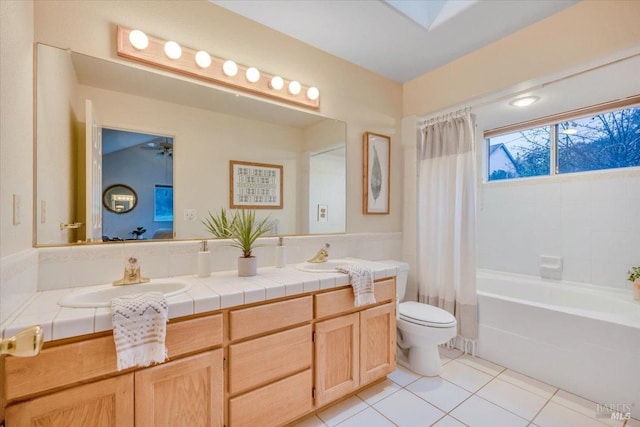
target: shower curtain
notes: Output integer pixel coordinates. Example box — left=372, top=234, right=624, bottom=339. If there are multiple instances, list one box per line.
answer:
left=418, top=113, right=478, bottom=341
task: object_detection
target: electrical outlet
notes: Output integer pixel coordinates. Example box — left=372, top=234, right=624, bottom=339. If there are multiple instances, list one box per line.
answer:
left=183, top=209, right=197, bottom=221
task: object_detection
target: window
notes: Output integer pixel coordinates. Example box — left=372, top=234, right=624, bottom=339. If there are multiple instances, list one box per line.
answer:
left=154, top=185, right=173, bottom=222
left=486, top=104, right=640, bottom=181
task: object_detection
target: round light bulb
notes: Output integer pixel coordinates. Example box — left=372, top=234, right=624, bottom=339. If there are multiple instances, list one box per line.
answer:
left=223, top=60, right=238, bottom=77
left=288, top=80, right=301, bottom=95
left=270, top=76, right=284, bottom=91
left=306, top=86, right=320, bottom=101
left=164, top=41, right=182, bottom=60
left=509, top=96, right=539, bottom=107
left=128, top=30, right=149, bottom=50
left=195, top=51, right=211, bottom=68
left=246, top=67, right=260, bottom=83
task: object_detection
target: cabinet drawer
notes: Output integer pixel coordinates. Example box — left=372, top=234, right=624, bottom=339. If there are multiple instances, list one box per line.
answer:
left=229, top=325, right=312, bottom=395
left=315, top=278, right=395, bottom=319
left=229, top=296, right=312, bottom=341
left=3, top=313, right=223, bottom=401
left=228, top=369, right=312, bottom=427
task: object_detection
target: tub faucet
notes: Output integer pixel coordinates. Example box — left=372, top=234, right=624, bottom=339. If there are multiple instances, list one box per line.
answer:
left=113, top=256, right=150, bottom=286
left=307, top=243, right=330, bottom=263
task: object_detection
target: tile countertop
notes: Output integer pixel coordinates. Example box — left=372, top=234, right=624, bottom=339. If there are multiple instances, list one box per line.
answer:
left=1, top=259, right=398, bottom=343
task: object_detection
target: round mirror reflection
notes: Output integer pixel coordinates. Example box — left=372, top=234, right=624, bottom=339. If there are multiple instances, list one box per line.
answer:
left=102, top=184, right=138, bottom=214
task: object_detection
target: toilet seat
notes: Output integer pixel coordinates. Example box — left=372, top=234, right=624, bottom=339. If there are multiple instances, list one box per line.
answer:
left=399, top=301, right=456, bottom=328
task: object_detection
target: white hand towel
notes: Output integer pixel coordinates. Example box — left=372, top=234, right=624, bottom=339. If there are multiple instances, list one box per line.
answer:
left=112, top=291, right=168, bottom=371
left=337, top=264, right=376, bottom=307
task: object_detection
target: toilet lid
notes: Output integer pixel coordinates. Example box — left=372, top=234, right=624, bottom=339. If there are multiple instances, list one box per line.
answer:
left=399, top=301, right=456, bottom=327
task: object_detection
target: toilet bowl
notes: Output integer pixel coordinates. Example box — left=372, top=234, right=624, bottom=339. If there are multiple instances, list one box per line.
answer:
left=381, top=260, right=457, bottom=377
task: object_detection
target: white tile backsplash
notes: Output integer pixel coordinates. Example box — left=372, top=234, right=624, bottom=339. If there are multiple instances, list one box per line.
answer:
left=478, top=172, right=640, bottom=289
left=24, top=232, right=402, bottom=293
left=0, top=248, right=38, bottom=324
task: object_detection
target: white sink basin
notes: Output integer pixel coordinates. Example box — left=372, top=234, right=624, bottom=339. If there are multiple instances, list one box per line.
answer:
left=58, top=279, right=192, bottom=308
left=296, top=259, right=355, bottom=273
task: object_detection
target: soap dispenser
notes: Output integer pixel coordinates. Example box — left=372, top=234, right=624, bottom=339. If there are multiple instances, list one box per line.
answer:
left=197, top=240, right=211, bottom=278
left=275, top=237, right=287, bottom=268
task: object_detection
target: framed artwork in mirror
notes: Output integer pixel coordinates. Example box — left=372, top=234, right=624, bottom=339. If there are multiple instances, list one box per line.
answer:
left=230, top=160, right=283, bottom=209
left=363, top=132, right=390, bottom=215
left=102, top=184, right=138, bottom=214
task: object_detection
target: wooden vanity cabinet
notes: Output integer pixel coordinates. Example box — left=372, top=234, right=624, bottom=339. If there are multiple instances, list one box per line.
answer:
left=228, top=296, right=313, bottom=427
left=5, top=374, right=134, bottom=427
left=3, top=314, right=224, bottom=427
left=313, top=279, right=397, bottom=407
left=2, top=278, right=396, bottom=427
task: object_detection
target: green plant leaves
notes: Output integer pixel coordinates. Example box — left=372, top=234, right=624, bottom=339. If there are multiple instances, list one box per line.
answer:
left=203, top=209, right=271, bottom=258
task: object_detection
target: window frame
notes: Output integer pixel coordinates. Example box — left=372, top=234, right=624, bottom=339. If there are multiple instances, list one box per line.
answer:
left=483, top=96, right=640, bottom=183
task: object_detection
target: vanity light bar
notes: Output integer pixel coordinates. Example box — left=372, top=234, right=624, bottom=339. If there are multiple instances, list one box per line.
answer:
left=116, top=26, right=320, bottom=110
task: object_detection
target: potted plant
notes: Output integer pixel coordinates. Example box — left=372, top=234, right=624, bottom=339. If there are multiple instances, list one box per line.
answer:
left=130, top=226, right=147, bottom=240
left=204, top=209, right=271, bottom=277
left=628, top=266, right=640, bottom=301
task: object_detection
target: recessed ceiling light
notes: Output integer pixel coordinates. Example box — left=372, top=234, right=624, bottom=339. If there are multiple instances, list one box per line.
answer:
left=509, top=96, right=540, bottom=107
left=563, top=128, right=578, bottom=135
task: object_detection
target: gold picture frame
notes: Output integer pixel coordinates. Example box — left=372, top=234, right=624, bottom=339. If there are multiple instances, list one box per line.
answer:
left=363, top=132, right=390, bottom=215
left=230, top=160, right=283, bottom=209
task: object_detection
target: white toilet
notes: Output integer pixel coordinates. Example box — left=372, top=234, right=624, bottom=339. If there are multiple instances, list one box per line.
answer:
left=382, top=260, right=457, bottom=377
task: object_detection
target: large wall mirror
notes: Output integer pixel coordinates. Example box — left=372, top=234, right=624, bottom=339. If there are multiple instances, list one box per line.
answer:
left=36, top=44, right=346, bottom=245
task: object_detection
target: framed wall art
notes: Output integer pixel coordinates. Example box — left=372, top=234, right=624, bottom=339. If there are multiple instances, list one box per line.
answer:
left=363, top=132, right=390, bottom=215
left=230, top=160, right=283, bottom=209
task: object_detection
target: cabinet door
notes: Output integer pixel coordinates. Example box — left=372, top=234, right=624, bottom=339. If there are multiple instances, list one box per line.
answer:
left=5, top=374, right=134, bottom=427
left=135, top=349, right=223, bottom=427
left=314, top=312, right=359, bottom=407
left=360, top=303, right=396, bottom=385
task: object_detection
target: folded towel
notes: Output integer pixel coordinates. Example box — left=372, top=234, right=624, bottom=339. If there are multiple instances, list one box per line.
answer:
left=112, top=291, right=168, bottom=371
left=337, top=264, right=376, bottom=307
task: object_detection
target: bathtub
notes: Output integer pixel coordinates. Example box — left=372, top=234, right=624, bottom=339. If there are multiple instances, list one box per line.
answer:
left=477, top=269, right=640, bottom=419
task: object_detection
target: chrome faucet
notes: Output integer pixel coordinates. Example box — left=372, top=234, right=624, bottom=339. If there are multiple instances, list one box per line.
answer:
left=113, top=256, right=150, bottom=286
left=307, top=243, right=330, bottom=263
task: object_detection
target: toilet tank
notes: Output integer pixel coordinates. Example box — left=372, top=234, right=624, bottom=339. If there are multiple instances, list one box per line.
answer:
left=379, top=260, right=410, bottom=301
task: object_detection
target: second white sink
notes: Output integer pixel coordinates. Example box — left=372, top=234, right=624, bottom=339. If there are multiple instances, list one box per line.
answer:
left=296, top=259, right=355, bottom=273
left=58, top=279, right=192, bottom=308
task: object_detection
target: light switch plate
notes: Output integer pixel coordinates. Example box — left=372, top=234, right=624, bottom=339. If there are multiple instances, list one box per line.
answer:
left=12, top=194, right=22, bottom=225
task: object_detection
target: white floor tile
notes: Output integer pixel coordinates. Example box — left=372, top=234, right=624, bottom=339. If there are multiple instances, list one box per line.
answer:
left=439, top=346, right=463, bottom=359
left=456, top=354, right=505, bottom=376
left=551, top=390, right=625, bottom=427
left=317, top=396, right=368, bottom=427
left=374, top=388, right=444, bottom=427
left=497, top=370, right=557, bottom=399
left=294, top=414, right=327, bottom=427
left=477, top=378, right=548, bottom=421
left=432, top=416, right=468, bottom=427
left=336, top=408, right=395, bottom=427
left=387, top=365, right=421, bottom=387
left=406, top=376, right=471, bottom=412
left=440, top=361, right=493, bottom=393
left=451, top=396, right=528, bottom=427
left=441, top=355, right=453, bottom=365
left=625, top=418, right=640, bottom=427
left=533, top=401, right=608, bottom=427
left=357, top=379, right=401, bottom=405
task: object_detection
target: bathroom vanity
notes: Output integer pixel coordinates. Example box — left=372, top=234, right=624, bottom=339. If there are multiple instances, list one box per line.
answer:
left=0, top=266, right=396, bottom=426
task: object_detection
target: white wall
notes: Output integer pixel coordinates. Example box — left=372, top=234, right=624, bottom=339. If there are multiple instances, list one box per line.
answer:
left=477, top=171, right=640, bottom=289
left=0, top=0, right=34, bottom=258
left=308, top=151, right=346, bottom=234
left=36, top=44, right=80, bottom=244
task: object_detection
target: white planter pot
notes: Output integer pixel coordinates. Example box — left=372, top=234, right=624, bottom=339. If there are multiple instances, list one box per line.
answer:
left=238, top=256, right=257, bottom=277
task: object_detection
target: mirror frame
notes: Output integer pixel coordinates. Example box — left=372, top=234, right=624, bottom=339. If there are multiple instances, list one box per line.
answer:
left=102, top=183, right=138, bottom=214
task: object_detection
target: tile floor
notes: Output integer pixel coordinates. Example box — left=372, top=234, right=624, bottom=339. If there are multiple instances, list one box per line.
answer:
left=295, top=347, right=639, bottom=427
